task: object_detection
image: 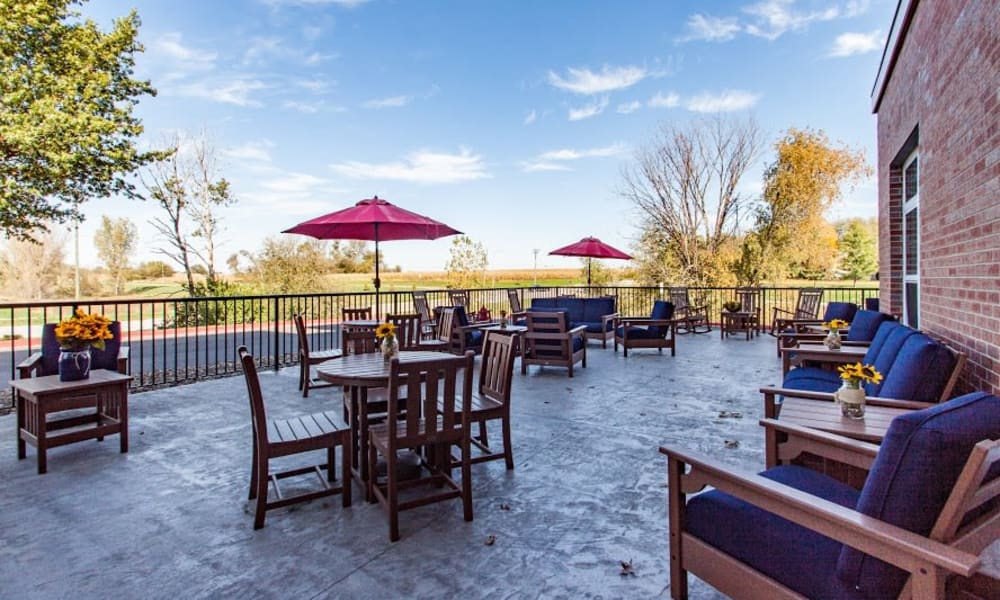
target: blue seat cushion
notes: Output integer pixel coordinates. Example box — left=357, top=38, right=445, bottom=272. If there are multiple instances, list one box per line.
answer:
left=845, top=310, right=893, bottom=342
left=877, top=333, right=957, bottom=402
left=823, top=302, right=858, bottom=323
left=533, top=335, right=584, bottom=355
left=782, top=367, right=843, bottom=393
left=465, top=329, right=483, bottom=347
left=862, top=323, right=918, bottom=395
left=577, top=321, right=609, bottom=334
left=687, top=465, right=862, bottom=600
left=616, top=325, right=659, bottom=340
left=837, top=392, right=1000, bottom=598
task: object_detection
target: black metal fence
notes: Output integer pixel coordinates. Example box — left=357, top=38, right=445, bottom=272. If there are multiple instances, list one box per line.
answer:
left=0, top=285, right=878, bottom=409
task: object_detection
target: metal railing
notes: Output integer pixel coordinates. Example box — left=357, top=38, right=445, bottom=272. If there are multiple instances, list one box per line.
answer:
left=0, top=285, right=878, bottom=409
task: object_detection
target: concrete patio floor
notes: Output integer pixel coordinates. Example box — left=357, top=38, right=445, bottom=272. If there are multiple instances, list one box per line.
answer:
left=0, top=334, right=810, bottom=598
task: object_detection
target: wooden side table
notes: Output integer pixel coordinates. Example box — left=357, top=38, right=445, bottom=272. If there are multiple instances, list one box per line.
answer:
left=10, top=369, right=131, bottom=474
left=720, top=311, right=756, bottom=340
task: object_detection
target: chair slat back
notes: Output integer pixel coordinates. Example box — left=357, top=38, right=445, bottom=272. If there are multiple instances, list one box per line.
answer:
left=524, top=311, right=570, bottom=356
left=736, top=288, right=761, bottom=315
left=794, top=288, right=824, bottom=319
left=342, top=307, right=372, bottom=321
left=386, top=313, right=422, bottom=350
left=668, top=287, right=692, bottom=311
left=507, top=289, right=523, bottom=314
left=239, top=346, right=268, bottom=447
left=342, top=328, right=377, bottom=355
left=437, top=307, right=458, bottom=344
left=930, top=439, right=1000, bottom=548
left=449, top=290, right=468, bottom=307
left=479, top=331, right=516, bottom=404
left=387, top=353, right=473, bottom=447
left=293, top=313, right=311, bottom=356
left=412, top=293, right=433, bottom=323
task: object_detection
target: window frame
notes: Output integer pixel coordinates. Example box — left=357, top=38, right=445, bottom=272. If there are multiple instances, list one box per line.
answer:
left=902, top=149, right=919, bottom=328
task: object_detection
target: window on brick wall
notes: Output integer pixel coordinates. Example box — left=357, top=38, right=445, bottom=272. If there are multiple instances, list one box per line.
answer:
left=902, top=151, right=919, bottom=328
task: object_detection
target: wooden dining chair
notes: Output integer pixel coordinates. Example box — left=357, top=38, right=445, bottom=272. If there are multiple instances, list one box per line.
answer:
left=342, top=306, right=372, bottom=323
left=368, top=352, right=475, bottom=541
left=462, top=331, right=517, bottom=469
left=239, top=346, right=351, bottom=529
left=294, top=313, right=342, bottom=398
left=448, top=290, right=469, bottom=307
left=385, top=313, right=422, bottom=351
left=411, top=291, right=437, bottom=339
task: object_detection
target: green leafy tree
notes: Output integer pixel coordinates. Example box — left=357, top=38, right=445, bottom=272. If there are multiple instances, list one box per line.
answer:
left=244, top=237, right=331, bottom=294
left=838, top=217, right=878, bottom=284
left=94, top=216, right=137, bottom=295
left=445, top=235, right=488, bottom=289
left=735, top=128, right=870, bottom=285
left=0, top=0, right=163, bottom=241
left=132, top=260, right=174, bottom=279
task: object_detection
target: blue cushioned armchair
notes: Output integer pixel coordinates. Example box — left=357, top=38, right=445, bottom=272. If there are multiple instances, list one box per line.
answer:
left=662, top=391, right=1000, bottom=600
left=17, top=322, right=129, bottom=378
left=521, top=311, right=586, bottom=377
left=613, top=300, right=676, bottom=357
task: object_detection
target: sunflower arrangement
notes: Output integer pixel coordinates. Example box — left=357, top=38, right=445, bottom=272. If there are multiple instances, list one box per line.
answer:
left=54, top=309, right=113, bottom=351
left=374, top=322, right=396, bottom=343
left=837, top=362, right=883, bottom=388
left=823, top=319, right=850, bottom=332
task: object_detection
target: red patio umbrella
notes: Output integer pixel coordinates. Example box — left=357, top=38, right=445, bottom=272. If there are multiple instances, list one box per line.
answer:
left=283, top=196, right=461, bottom=318
left=549, top=236, right=632, bottom=285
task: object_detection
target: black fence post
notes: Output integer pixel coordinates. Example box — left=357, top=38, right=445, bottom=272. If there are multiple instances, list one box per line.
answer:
left=272, top=295, right=281, bottom=371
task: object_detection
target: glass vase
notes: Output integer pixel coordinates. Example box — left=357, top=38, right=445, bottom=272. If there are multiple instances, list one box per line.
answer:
left=381, top=337, right=398, bottom=362
left=836, top=381, right=865, bottom=419
left=58, top=346, right=92, bottom=382
left=824, top=329, right=842, bottom=350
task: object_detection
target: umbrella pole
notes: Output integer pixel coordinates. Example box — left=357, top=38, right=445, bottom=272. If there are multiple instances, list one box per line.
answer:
left=374, top=226, right=381, bottom=320
left=587, top=258, right=592, bottom=286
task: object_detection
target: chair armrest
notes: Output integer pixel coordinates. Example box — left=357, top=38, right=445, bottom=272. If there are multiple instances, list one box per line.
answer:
left=117, top=345, right=130, bottom=375
left=17, top=352, right=43, bottom=378
left=659, top=445, right=982, bottom=579
left=759, top=417, right=879, bottom=470
left=760, top=386, right=936, bottom=413
left=568, top=325, right=587, bottom=337
left=617, top=318, right=675, bottom=328
left=600, top=312, right=618, bottom=328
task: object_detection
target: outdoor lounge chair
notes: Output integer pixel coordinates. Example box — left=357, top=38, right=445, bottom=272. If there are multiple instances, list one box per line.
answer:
left=240, top=346, right=351, bottom=529
left=662, top=390, right=1000, bottom=600
left=18, top=321, right=129, bottom=378
left=774, top=299, right=858, bottom=356
left=411, top=291, right=437, bottom=339
left=613, top=300, right=676, bottom=357
left=769, top=287, right=824, bottom=339
left=521, top=310, right=586, bottom=377
left=668, top=287, right=710, bottom=334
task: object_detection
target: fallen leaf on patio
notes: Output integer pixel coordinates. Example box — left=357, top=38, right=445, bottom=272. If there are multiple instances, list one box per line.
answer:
left=717, top=411, right=743, bottom=419
left=485, top=534, right=497, bottom=546
left=620, top=559, right=636, bottom=576
left=499, top=503, right=511, bottom=511
left=724, top=440, right=740, bottom=449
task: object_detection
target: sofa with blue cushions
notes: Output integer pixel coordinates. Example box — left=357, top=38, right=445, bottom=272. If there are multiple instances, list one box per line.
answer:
left=775, top=301, right=860, bottom=355
left=529, top=296, right=617, bottom=347
left=777, top=320, right=966, bottom=403
left=663, top=390, right=1000, bottom=599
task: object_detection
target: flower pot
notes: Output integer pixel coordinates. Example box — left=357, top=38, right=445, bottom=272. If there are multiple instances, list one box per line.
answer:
left=824, top=329, right=842, bottom=350
left=381, top=337, right=399, bottom=362
left=836, top=382, right=865, bottom=419
left=58, top=346, right=91, bottom=381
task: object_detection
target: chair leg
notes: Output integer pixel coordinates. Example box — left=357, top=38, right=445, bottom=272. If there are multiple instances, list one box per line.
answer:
left=387, top=450, right=400, bottom=542
left=253, top=456, right=269, bottom=530
left=501, top=416, right=514, bottom=470
left=249, top=438, right=259, bottom=500
left=367, top=440, right=377, bottom=505
left=298, top=361, right=304, bottom=391
left=341, top=433, right=352, bottom=507
left=327, top=447, right=336, bottom=481
left=477, top=419, right=489, bottom=447
left=461, top=438, right=473, bottom=522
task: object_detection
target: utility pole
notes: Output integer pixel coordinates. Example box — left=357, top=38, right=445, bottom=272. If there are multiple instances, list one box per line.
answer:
left=74, top=223, right=80, bottom=299
left=532, top=248, right=539, bottom=287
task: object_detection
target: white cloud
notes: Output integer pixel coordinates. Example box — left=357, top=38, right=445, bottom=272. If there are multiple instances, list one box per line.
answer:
left=362, top=95, right=412, bottom=109
left=282, top=99, right=347, bottom=113
left=743, top=0, right=839, bottom=40
left=538, top=143, right=627, bottom=161
left=224, top=141, right=274, bottom=163
left=304, top=51, right=338, bottom=65
left=617, top=101, right=641, bottom=114
left=829, top=30, right=882, bottom=57
left=568, top=96, right=609, bottom=121
left=295, top=78, right=334, bottom=93
left=686, top=90, right=760, bottom=113
left=680, top=14, right=742, bottom=42
left=547, top=65, right=647, bottom=95
left=523, top=109, right=537, bottom=125
left=648, top=91, right=680, bottom=108
left=520, top=161, right=572, bottom=173
left=152, top=32, right=217, bottom=67
left=175, top=79, right=267, bottom=106
left=331, top=148, right=491, bottom=184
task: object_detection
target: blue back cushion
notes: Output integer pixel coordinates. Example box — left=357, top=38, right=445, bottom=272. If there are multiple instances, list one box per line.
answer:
left=862, top=324, right=917, bottom=395
left=864, top=297, right=880, bottom=311
left=837, top=392, right=1000, bottom=598
left=582, top=297, right=616, bottom=323
left=878, top=334, right=957, bottom=402
left=845, top=311, right=893, bottom=342
left=648, top=301, right=674, bottom=337
left=863, top=321, right=900, bottom=360
left=530, top=297, right=558, bottom=310
left=40, top=321, right=122, bottom=375
left=454, top=305, right=470, bottom=326
left=823, top=302, right=858, bottom=323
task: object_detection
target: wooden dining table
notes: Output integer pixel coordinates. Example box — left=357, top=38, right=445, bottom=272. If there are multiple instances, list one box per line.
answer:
left=315, top=351, right=445, bottom=485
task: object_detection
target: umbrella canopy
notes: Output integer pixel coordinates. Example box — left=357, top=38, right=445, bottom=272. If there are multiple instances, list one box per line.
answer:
left=283, top=196, right=461, bottom=318
left=549, top=236, right=632, bottom=285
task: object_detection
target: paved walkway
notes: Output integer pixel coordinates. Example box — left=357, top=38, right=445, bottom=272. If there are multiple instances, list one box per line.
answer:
left=0, top=334, right=799, bottom=598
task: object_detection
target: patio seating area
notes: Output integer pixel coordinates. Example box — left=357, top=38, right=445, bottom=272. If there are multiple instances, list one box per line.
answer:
left=0, top=332, right=788, bottom=598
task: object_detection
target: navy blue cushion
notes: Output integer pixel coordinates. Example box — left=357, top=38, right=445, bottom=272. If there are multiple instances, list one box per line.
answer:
left=782, top=367, right=843, bottom=393
left=878, top=333, right=956, bottom=402
left=578, top=321, right=608, bottom=334
left=529, top=297, right=558, bottom=310
left=863, top=321, right=900, bottom=362
left=647, top=300, right=674, bottom=337
left=845, top=310, right=892, bottom=342
left=615, top=325, right=658, bottom=340
left=454, top=305, right=470, bottom=326
left=40, top=321, right=122, bottom=375
left=837, top=392, right=1000, bottom=598
left=823, top=302, right=858, bottom=323
left=465, top=329, right=483, bottom=347
left=862, top=323, right=918, bottom=395
left=581, top=297, right=615, bottom=323
left=687, top=465, right=861, bottom=600
left=560, top=297, right=585, bottom=322
left=864, top=298, right=880, bottom=311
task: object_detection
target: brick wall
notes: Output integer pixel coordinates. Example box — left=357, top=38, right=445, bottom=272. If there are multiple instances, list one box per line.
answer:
left=875, top=0, right=1000, bottom=394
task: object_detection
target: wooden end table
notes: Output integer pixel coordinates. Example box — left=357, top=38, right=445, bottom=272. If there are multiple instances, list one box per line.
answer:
left=10, top=369, right=131, bottom=474
left=720, top=311, right=756, bottom=340
left=780, top=342, right=867, bottom=375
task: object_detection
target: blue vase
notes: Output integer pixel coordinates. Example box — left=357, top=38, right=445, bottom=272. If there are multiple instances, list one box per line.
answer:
left=58, top=346, right=92, bottom=381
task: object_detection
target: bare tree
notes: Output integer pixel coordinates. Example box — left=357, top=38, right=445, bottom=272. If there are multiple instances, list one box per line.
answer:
left=143, top=139, right=196, bottom=293
left=186, top=137, right=234, bottom=288
left=94, top=216, right=138, bottom=295
left=621, top=115, right=763, bottom=286
left=0, top=231, right=68, bottom=300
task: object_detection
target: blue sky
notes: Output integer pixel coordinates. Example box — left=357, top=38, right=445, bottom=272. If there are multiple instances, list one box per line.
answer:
left=77, top=0, right=894, bottom=272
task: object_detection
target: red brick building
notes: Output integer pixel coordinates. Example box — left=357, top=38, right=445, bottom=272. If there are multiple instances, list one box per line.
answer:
left=872, top=0, right=999, bottom=394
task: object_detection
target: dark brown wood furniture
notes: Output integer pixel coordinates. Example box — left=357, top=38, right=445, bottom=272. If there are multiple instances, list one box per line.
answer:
left=315, top=350, right=446, bottom=486
left=448, top=290, right=468, bottom=307
left=462, top=331, right=517, bottom=469
left=769, top=287, right=823, bottom=337
left=368, top=352, right=475, bottom=541
left=506, top=289, right=527, bottom=321
left=239, top=347, right=350, bottom=529
left=478, top=324, right=527, bottom=356
left=521, top=311, right=587, bottom=377
left=779, top=341, right=868, bottom=375
left=18, top=321, right=130, bottom=378
left=294, top=313, right=343, bottom=397
left=10, top=369, right=131, bottom=474
left=342, top=306, right=373, bottom=323
left=613, top=300, right=676, bottom=358
left=720, top=288, right=761, bottom=340
left=668, top=287, right=710, bottom=334
left=385, top=313, right=422, bottom=351
left=411, top=291, right=437, bottom=339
